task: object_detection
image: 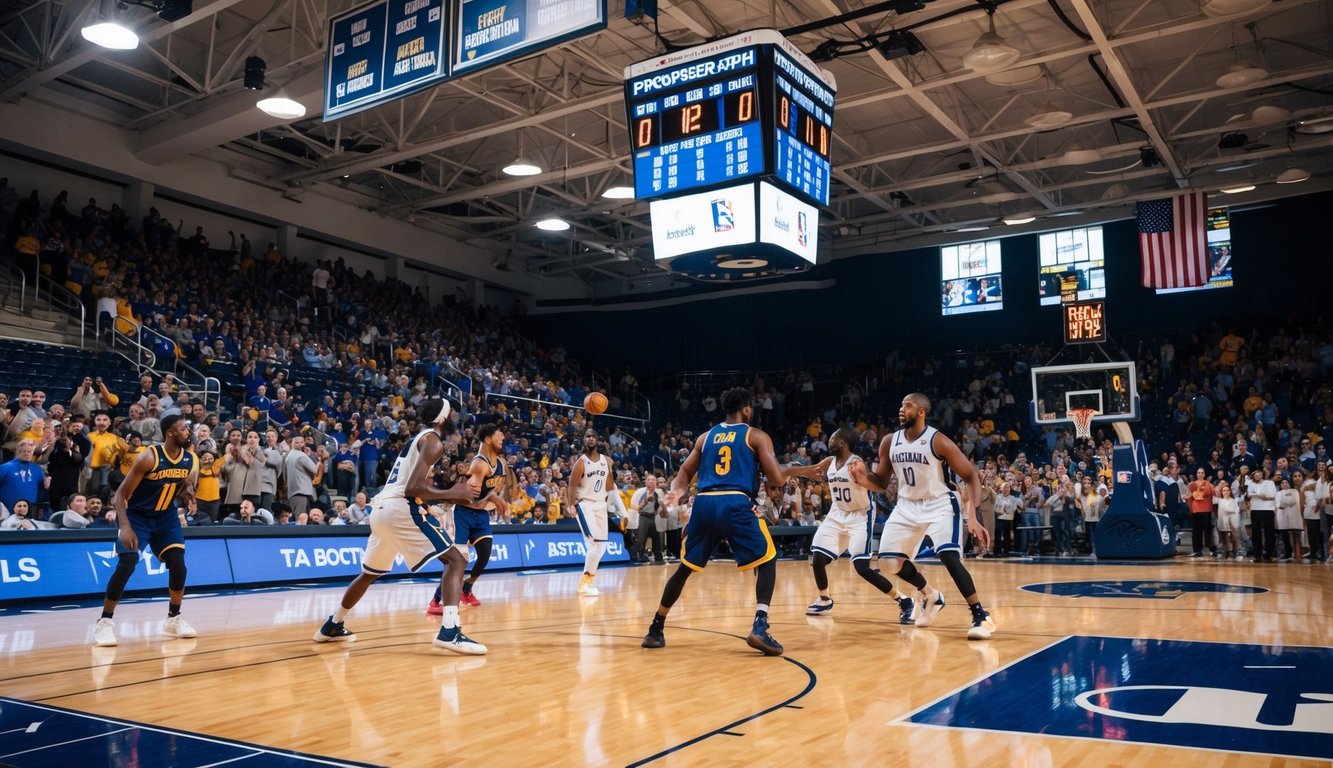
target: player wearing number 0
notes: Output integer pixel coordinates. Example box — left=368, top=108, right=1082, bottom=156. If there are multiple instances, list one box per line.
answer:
left=92, top=414, right=198, bottom=647
left=427, top=424, right=507, bottom=612
left=314, top=398, right=508, bottom=654
left=863, top=393, right=996, bottom=640
left=641, top=387, right=787, bottom=656
left=569, top=429, right=614, bottom=596
left=783, top=427, right=916, bottom=624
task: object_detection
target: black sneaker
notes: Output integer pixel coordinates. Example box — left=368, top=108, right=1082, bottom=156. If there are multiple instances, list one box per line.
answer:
left=897, top=596, right=917, bottom=625
left=641, top=618, right=666, bottom=649
left=967, top=605, right=995, bottom=640
left=745, top=616, right=783, bottom=656
left=313, top=616, right=356, bottom=643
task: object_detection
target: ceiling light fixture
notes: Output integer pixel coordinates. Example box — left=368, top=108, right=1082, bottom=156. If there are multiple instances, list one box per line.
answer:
left=1249, top=105, right=1290, bottom=124
left=256, top=94, right=306, bottom=120
left=1025, top=102, right=1073, bottom=130
left=1219, top=183, right=1256, bottom=194
left=1002, top=212, right=1036, bottom=225
left=503, top=158, right=542, bottom=176
left=1200, top=0, right=1272, bottom=17
left=963, top=12, right=1020, bottom=73
left=601, top=186, right=635, bottom=199
left=1060, top=142, right=1103, bottom=165
left=81, top=18, right=139, bottom=50
left=1215, top=60, right=1268, bottom=89
left=954, top=225, right=990, bottom=232
left=1275, top=168, right=1310, bottom=184
left=1294, top=112, right=1333, bottom=134
left=535, top=217, right=570, bottom=231
left=985, top=65, right=1042, bottom=86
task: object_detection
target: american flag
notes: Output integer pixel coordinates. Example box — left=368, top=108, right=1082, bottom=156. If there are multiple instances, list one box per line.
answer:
left=1137, top=192, right=1209, bottom=289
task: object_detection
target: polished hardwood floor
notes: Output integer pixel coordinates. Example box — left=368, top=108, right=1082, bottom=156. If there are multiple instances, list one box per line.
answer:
left=1, top=558, right=1329, bottom=767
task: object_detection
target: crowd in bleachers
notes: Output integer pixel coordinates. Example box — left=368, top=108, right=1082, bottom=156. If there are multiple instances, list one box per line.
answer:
left=2, top=177, right=1331, bottom=561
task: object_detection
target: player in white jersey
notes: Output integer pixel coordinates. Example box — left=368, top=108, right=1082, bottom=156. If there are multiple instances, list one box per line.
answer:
left=567, top=428, right=614, bottom=596
left=863, top=393, right=996, bottom=640
left=784, top=427, right=917, bottom=624
left=312, top=398, right=509, bottom=654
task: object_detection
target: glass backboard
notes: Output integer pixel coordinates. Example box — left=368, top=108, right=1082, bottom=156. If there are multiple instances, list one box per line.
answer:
left=1030, top=361, right=1139, bottom=425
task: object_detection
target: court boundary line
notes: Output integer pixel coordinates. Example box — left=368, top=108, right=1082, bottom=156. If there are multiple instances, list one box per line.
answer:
left=892, top=635, right=1333, bottom=762
left=0, top=697, right=382, bottom=767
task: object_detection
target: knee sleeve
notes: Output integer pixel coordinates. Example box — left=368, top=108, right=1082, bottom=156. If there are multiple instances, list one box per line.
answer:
left=105, top=552, right=139, bottom=602
left=854, top=558, right=895, bottom=594
left=811, top=552, right=833, bottom=591
left=938, top=550, right=976, bottom=598
left=894, top=558, right=927, bottom=591
left=659, top=563, right=692, bottom=609
left=161, top=548, right=187, bottom=592
left=468, top=538, right=493, bottom=581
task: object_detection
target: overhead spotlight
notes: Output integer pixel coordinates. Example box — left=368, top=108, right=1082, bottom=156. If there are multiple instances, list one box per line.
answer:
left=1219, top=183, right=1256, bottom=194
left=1200, top=0, right=1272, bottom=17
left=1002, top=212, right=1036, bottom=225
left=1294, top=111, right=1333, bottom=134
left=256, top=92, right=306, bottom=119
left=1024, top=102, right=1072, bottom=130
left=81, top=19, right=139, bottom=49
left=963, top=12, right=1021, bottom=73
left=1249, top=105, right=1290, bottom=124
left=1139, top=146, right=1161, bottom=167
left=601, top=186, right=635, bottom=199
left=954, top=225, right=990, bottom=233
left=536, top=218, right=570, bottom=231
left=503, top=158, right=542, bottom=176
left=1275, top=168, right=1310, bottom=184
left=1059, top=142, right=1103, bottom=165
left=985, top=65, right=1042, bottom=86
left=877, top=30, right=925, bottom=60
left=244, top=56, right=266, bottom=90
left=1215, top=60, right=1268, bottom=89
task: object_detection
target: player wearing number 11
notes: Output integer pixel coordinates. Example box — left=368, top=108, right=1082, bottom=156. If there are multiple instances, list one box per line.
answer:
left=862, top=394, right=996, bottom=641
left=92, top=414, right=198, bottom=647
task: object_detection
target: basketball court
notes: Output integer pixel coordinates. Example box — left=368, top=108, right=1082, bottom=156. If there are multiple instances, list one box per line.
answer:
left=1, top=557, right=1329, bottom=767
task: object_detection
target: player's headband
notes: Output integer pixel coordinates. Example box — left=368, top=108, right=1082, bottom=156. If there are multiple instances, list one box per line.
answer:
left=433, top=400, right=452, bottom=425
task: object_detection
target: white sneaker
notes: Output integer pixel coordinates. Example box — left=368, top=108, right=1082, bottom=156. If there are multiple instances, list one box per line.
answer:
left=915, top=587, right=945, bottom=627
left=433, top=627, right=487, bottom=655
left=93, top=618, right=117, bottom=647
left=578, top=583, right=600, bottom=596
left=163, top=615, right=197, bottom=639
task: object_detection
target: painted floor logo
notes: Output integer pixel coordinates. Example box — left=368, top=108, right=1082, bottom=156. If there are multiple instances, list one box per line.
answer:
left=1020, top=580, right=1268, bottom=599
left=905, top=635, right=1333, bottom=761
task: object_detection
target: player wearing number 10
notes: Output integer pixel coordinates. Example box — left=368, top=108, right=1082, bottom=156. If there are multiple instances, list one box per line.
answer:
left=641, top=388, right=787, bottom=656
left=92, top=414, right=199, bottom=647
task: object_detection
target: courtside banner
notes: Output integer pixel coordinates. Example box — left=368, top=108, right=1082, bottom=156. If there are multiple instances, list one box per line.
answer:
left=225, top=534, right=524, bottom=582
left=517, top=531, right=630, bottom=568
left=0, top=540, right=233, bottom=601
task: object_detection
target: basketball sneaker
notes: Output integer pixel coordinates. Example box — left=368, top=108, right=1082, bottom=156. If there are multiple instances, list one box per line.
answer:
left=460, top=591, right=481, bottom=607
left=967, top=604, right=996, bottom=640
left=745, top=615, right=784, bottom=656
left=578, top=575, right=600, bottom=597
left=426, top=597, right=444, bottom=615
left=805, top=597, right=834, bottom=615
left=915, top=587, right=945, bottom=627
left=312, top=616, right=357, bottom=643
left=641, top=616, right=666, bottom=649
left=897, top=596, right=917, bottom=625
left=163, top=615, right=197, bottom=639
left=93, top=618, right=117, bottom=647
left=433, top=626, right=487, bottom=655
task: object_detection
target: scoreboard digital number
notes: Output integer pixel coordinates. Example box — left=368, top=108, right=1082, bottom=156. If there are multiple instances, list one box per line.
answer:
left=1063, top=300, right=1107, bottom=344
left=772, top=49, right=833, bottom=206
left=624, top=29, right=836, bottom=206
left=626, top=48, right=764, bottom=199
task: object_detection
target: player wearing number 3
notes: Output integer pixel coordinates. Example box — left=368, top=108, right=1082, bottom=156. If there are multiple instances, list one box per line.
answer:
left=862, top=393, right=996, bottom=640
left=569, top=429, right=614, bottom=596
left=92, top=414, right=199, bottom=647
left=783, top=427, right=916, bottom=624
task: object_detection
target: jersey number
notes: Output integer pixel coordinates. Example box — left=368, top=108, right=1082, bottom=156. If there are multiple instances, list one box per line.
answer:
left=593, top=479, right=603, bottom=492
left=714, top=446, right=731, bottom=476
left=902, top=467, right=916, bottom=487
left=386, top=460, right=403, bottom=485
left=833, top=486, right=852, bottom=503
left=155, top=483, right=179, bottom=512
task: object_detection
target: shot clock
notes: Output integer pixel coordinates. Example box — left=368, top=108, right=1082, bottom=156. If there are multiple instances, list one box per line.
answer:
left=1063, top=300, right=1107, bottom=345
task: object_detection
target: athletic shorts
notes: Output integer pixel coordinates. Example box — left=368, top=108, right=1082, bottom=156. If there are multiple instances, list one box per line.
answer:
left=811, top=507, right=875, bottom=561
left=452, top=506, right=493, bottom=546
left=119, top=510, right=184, bottom=557
left=682, top=491, right=775, bottom=571
left=362, top=497, right=453, bottom=574
left=575, top=500, right=609, bottom=542
left=878, top=492, right=963, bottom=560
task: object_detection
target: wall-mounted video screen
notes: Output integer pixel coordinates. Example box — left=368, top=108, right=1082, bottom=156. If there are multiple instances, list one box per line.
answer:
left=1155, top=207, right=1235, bottom=294
left=1038, top=226, right=1105, bottom=305
left=941, top=239, right=1003, bottom=316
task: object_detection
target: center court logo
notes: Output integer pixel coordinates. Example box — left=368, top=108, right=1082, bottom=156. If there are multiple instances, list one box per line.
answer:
left=1020, top=580, right=1267, bottom=599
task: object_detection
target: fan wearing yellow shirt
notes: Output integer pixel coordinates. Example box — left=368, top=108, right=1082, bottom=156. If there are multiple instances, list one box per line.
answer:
left=88, top=412, right=127, bottom=496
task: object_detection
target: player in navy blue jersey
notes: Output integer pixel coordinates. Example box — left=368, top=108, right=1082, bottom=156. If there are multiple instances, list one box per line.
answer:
left=641, top=387, right=788, bottom=656
left=92, top=414, right=198, bottom=647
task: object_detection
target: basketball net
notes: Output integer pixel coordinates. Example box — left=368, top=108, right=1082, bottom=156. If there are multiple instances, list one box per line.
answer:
left=1069, top=408, right=1099, bottom=441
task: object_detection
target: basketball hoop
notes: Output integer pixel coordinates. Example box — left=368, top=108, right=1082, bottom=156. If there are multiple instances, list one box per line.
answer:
left=1069, top=408, right=1099, bottom=441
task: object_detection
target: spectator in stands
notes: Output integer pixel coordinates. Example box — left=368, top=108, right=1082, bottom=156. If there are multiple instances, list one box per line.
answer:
left=127, top=403, right=162, bottom=445
left=46, top=422, right=82, bottom=510
left=1276, top=474, right=1304, bottom=562
left=284, top=435, right=324, bottom=519
left=0, top=439, right=47, bottom=516
left=71, top=376, right=119, bottom=417
left=55, top=493, right=92, bottom=529
left=1187, top=468, right=1218, bottom=558
left=260, top=428, right=284, bottom=513
left=631, top=474, right=665, bottom=563
left=223, top=499, right=268, bottom=525
left=180, top=498, right=212, bottom=527
left=1247, top=468, right=1278, bottom=562
left=0, top=499, right=36, bottom=530
left=86, top=496, right=114, bottom=528
left=196, top=450, right=223, bottom=522
left=345, top=491, right=371, bottom=524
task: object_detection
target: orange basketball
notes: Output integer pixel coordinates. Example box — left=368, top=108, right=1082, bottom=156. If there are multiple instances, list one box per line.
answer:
left=584, top=392, right=609, bottom=414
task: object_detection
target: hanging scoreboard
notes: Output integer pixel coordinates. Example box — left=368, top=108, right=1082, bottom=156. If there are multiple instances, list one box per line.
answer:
left=1063, top=300, right=1107, bottom=344
left=624, top=29, right=837, bottom=207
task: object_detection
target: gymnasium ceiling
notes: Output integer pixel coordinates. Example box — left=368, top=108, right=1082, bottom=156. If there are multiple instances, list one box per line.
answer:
left=1, top=0, right=1331, bottom=290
